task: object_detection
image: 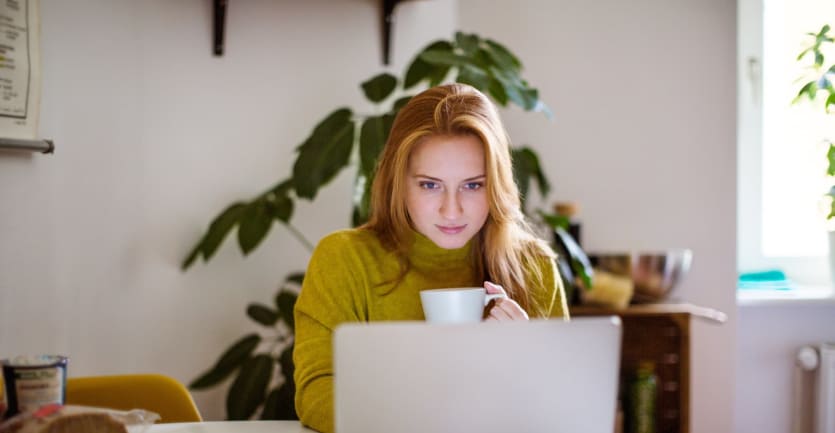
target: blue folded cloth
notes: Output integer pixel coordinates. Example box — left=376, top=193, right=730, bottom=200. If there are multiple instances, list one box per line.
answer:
left=737, top=269, right=793, bottom=290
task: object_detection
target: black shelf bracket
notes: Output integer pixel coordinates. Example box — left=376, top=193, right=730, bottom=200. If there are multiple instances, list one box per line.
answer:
left=213, top=0, right=228, bottom=56
left=213, top=1, right=412, bottom=62
left=381, top=0, right=406, bottom=65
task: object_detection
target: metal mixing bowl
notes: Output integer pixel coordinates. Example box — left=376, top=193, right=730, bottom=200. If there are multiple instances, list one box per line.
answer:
left=589, top=249, right=693, bottom=303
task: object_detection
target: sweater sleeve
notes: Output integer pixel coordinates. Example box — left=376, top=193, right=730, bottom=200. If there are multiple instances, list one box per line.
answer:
left=293, top=232, right=367, bottom=433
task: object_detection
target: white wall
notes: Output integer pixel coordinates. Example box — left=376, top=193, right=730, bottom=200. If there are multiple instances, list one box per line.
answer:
left=736, top=304, right=835, bottom=432
left=458, top=1, right=737, bottom=433
left=735, top=0, right=835, bottom=430
left=0, top=0, right=456, bottom=420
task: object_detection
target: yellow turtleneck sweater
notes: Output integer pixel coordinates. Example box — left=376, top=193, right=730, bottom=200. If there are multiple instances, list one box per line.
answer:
left=292, top=228, right=568, bottom=433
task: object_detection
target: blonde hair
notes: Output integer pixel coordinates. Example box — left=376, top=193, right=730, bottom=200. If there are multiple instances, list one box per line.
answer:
left=362, top=83, right=555, bottom=317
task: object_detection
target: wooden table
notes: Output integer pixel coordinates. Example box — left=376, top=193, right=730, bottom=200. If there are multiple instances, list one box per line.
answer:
left=570, top=303, right=726, bottom=433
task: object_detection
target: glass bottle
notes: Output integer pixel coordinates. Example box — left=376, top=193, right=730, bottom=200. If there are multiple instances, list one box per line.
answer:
left=626, top=361, right=657, bottom=433
left=553, top=201, right=581, bottom=246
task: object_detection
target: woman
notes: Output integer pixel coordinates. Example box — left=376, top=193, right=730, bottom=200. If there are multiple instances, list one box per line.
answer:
left=293, top=83, right=568, bottom=433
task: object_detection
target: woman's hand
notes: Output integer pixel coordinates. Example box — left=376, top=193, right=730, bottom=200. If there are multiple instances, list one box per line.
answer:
left=483, top=281, right=529, bottom=321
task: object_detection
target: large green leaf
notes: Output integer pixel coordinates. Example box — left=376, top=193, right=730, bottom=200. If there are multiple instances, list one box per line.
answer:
left=511, top=147, right=550, bottom=209
left=531, top=153, right=551, bottom=197
left=420, top=50, right=471, bottom=67
left=292, top=108, right=355, bottom=199
left=455, top=31, right=480, bottom=55
left=484, top=39, right=522, bottom=72
left=190, top=334, right=261, bottom=389
left=262, top=346, right=296, bottom=421
left=181, top=203, right=247, bottom=270
left=491, top=67, right=539, bottom=110
left=285, top=272, right=305, bottom=286
left=227, top=354, right=274, bottom=420
left=554, top=226, right=594, bottom=289
left=279, top=345, right=295, bottom=382
left=260, top=384, right=297, bottom=420
left=537, top=210, right=570, bottom=231
left=825, top=91, right=835, bottom=113
left=359, top=114, right=394, bottom=177
left=275, top=291, right=298, bottom=330
left=238, top=200, right=273, bottom=255
left=260, top=388, right=282, bottom=420
left=486, top=76, right=509, bottom=106
left=827, top=142, right=835, bottom=176
left=471, top=48, right=494, bottom=70
left=247, top=303, right=279, bottom=326
left=266, top=180, right=294, bottom=223
left=456, top=65, right=491, bottom=91
left=361, top=73, right=398, bottom=103
left=427, top=64, right=452, bottom=86
left=512, top=148, right=533, bottom=207
left=404, top=40, right=453, bottom=88
left=794, top=80, right=817, bottom=103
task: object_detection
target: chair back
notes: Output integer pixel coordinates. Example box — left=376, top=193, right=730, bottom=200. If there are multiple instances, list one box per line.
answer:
left=65, top=374, right=202, bottom=423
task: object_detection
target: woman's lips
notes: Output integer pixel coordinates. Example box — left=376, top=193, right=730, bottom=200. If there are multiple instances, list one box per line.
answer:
left=436, top=224, right=466, bottom=235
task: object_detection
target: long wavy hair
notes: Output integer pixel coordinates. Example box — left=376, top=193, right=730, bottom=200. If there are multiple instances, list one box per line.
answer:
left=362, top=83, right=555, bottom=317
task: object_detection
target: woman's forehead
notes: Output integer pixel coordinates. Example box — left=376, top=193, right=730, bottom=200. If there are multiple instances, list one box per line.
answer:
left=408, top=134, right=485, bottom=178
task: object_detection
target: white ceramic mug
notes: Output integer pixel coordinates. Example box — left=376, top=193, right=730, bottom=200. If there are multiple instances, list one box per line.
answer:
left=419, top=287, right=507, bottom=324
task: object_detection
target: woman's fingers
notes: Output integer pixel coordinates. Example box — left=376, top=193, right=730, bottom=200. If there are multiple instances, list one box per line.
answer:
left=488, top=301, right=514, bottom=321
left=486, top=298, right=529, bottom=321
left=482, top=280, right=529, bottom=321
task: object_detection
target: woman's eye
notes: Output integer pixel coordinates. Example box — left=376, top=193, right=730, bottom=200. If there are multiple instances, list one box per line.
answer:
left=463, top=182, right=483, bottom=191
left=419, top=181, right=440, bottom=190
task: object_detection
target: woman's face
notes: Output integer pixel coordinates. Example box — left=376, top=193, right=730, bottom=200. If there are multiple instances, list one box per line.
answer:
left=405, top=134, right=489, bottom=249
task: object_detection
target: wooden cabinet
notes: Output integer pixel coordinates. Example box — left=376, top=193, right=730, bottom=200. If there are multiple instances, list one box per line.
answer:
left=570, top=303, right=726, bottom=433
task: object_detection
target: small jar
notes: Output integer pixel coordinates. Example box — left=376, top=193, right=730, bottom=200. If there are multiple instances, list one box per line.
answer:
left=1, top=355, right=68, bottom=419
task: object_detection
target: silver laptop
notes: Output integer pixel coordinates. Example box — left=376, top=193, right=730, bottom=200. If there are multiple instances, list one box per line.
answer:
left=333, top=317, right=622, bottom=433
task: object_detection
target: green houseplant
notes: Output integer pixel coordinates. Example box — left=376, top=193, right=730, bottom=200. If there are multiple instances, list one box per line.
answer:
left=794, top=24, right=835, bottom=217
left=182, top=31, right=590, bottom=420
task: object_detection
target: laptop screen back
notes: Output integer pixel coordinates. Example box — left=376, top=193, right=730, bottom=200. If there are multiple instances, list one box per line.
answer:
left=333, top=317, right=622, bottom=433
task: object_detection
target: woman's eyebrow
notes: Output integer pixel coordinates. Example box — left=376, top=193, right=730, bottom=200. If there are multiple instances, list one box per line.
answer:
left=412, top=174, right=486, bottom=182
left=412, top=174, right=442, bottom=181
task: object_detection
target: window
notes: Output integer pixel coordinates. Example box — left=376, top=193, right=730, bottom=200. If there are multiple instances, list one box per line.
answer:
left=738, top=0, right=835, bottom=292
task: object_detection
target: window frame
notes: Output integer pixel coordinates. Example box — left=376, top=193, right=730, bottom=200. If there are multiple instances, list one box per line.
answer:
left=737, top=0, right=835, bottom=300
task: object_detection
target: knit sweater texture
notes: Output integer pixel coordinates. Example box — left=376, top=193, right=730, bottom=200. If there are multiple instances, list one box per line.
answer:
left=292, top=228, right=569, bottom=433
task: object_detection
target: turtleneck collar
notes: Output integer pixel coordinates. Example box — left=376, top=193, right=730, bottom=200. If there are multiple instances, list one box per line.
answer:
left=408, top=229, right=473, bottom=271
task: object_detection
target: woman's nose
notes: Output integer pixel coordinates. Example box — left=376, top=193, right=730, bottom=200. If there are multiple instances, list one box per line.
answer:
left=440, top=191, right=463, bottom=219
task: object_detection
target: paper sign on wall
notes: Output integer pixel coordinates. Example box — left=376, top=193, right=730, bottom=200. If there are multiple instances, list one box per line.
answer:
left=0, top=0, right=40, bottom=140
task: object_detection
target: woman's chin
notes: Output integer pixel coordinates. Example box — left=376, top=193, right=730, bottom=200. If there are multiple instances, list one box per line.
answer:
left=428, top=234, right=470, bottom=250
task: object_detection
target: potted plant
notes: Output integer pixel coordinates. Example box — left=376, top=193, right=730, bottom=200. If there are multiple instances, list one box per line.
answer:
left=182, top=31, right=591, bottom=420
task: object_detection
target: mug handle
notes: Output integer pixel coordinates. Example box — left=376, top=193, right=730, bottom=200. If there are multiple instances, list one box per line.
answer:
left=484, top=293, right=507, bottom=305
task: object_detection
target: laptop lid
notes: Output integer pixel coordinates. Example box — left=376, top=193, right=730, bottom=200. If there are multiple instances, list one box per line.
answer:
left=333, top=317, right=622, bottom=433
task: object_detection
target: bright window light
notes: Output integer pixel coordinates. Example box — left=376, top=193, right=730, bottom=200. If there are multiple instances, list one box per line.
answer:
left=761, top=0, right=835, bottom=258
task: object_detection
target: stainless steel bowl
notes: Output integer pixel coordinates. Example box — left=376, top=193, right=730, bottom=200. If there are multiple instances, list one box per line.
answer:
left=589, top=250, right=693, bottom=303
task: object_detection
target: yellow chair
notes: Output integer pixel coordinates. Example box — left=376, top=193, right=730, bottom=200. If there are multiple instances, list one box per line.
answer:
left=65, top=374, right=202, bottom=423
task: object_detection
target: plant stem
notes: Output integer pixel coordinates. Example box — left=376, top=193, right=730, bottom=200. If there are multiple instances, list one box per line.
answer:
left=286, top=223, right=315, bottom=252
